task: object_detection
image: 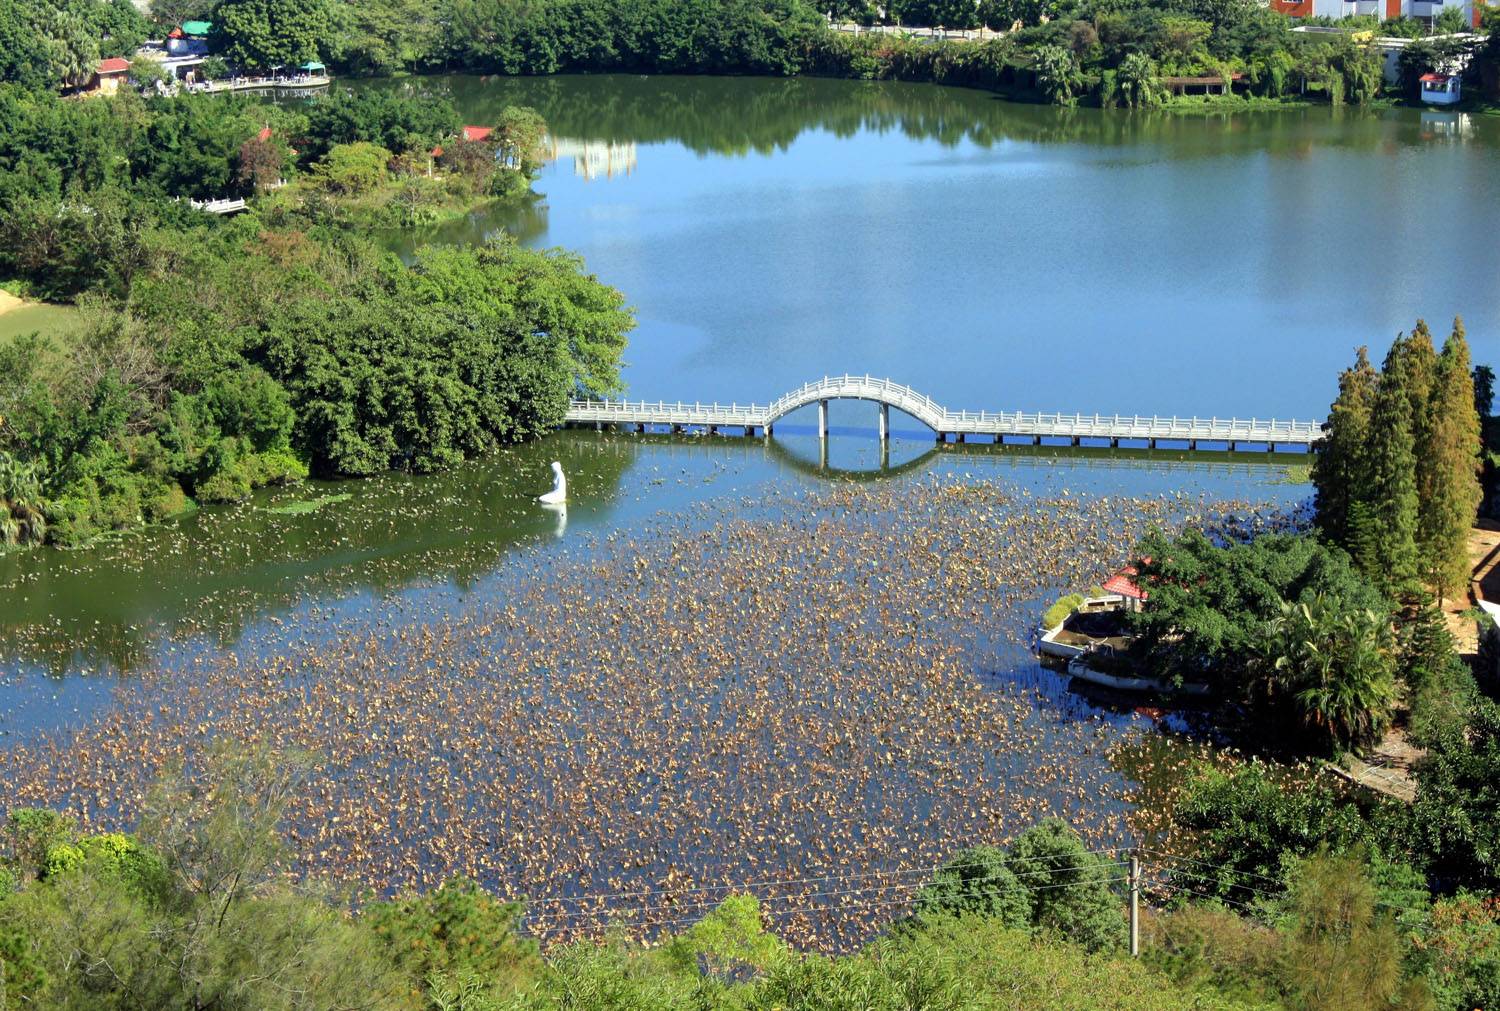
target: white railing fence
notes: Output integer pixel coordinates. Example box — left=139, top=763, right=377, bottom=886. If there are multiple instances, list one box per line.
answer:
left=567, top=375, right=1323, bottom=445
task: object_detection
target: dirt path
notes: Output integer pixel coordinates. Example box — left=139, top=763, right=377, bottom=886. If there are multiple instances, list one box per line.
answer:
left=0, top=290, right=25, bottom=317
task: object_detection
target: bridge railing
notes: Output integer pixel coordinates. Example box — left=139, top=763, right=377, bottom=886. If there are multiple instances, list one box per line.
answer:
left=567, top=398, right=769, bottom=422
left=567, top=377, right=1325, bottom=444
left=938, top=410, right=1322, bottom=440
left=763, top=375, right=948, bottom=427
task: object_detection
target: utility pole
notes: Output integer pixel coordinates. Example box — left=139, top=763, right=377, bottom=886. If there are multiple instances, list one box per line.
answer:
left=1128, top=851, right=1141, bottom=957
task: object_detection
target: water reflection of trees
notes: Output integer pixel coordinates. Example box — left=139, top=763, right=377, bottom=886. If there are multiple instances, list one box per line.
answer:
left=0, top=434, right=634, bottom=676
left=383, top=191, right=550, bottom=262
left=372, top=74, right=1496, bottom=162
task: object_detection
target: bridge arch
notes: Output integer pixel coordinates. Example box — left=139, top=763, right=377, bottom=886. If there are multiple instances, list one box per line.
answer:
left=762, top=376, right=947, bottom=432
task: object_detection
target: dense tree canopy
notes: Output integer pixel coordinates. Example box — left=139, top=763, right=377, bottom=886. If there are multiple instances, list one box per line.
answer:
left=1314, top=320, right=1484, bottom=603
left=211, top=0, right=334, bottom=70
left=0, top=0, right=148, bottom=90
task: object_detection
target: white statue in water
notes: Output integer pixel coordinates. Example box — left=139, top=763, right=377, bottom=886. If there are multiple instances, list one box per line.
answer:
left=538, top=461, right=567, bottom=504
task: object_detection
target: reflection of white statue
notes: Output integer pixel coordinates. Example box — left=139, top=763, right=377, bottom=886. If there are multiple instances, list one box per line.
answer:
left=541, top=502, right=567, bottom=537
left=538, top=461, right=567, bottom=504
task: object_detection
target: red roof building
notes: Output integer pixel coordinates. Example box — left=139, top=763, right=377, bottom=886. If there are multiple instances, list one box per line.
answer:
left=461, top=125, right=493, bottom=142
left=1102, top=561, right=1149, bottom=608
left=83, top=57, right=131, bottom=96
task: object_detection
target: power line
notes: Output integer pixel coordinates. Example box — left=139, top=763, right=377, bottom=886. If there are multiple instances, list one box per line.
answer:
left=523, top=872, right=1131, bottom=931
left=531, top=847, right=1128, bottom=909
left=1144, top=851, right=1436, bottom=922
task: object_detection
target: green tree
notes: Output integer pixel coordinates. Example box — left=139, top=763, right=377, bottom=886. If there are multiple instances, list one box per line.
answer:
left=492, top=105, right=549, bottom=176
left=1422, top=319, right=1482, bottom=600
left=912, top=845, right=1030, bottom=928
left=0, top=451, right=47, bottom=547
left=1, top=744, right=403, bottom=1010
left=1387, top=321, right=1438, bottom=440
left=1413, top=697, right=1500, bottom=893
left=1350, top=367, right=1421, bottom=593
left=1131, top=529, right=1387, bottom=697
left=45, top=9, right=102, bottom=89
left=1260, top=595, right=1396, bottom=752
left=1401, top=596, right=1478, bottom=748
left=1169, top=762, right=1376, bottom=903
left=1004, top=819, right=1124, bottom=952
left=1281, top=852, right=1432, bottom=1011
left=1033, top=44, right=1084, bottom=105
left=1313, top=346, right=1378, bottom=548
left=366, top=877, right=539, bottom=1002
left=1116, top=51, right=1165, bottom=108
left=1434, top=3, right=1468, bottom=33
left=314, top=140, right=391, bottom=195
left=210, top=0, right=331, bottom=71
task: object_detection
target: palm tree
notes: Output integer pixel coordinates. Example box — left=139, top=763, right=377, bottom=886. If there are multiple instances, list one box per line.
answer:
left=44, top=10, right=101, bottom=90
left=1117, top=52, right=1165, bottom=110
left=0, top=453, right=48, bottom=549
left=1033, top=45, right=1084, bottom=107
left=1261, top=595, right=1396, bottom=751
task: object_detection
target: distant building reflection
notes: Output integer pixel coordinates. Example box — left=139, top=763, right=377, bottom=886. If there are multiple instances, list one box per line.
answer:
left=547, top=137, right=639, bottom=180
left=1419, top=109, right=1474, bottom=141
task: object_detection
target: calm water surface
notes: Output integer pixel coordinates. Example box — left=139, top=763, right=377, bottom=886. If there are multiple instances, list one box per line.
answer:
left=387, top=74, right=1500, bottom=417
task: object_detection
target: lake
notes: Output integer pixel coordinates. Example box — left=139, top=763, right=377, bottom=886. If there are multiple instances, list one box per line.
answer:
left=2, top=75, right=1492, bottom=945
left=386, top=74, right=1500, bottom=418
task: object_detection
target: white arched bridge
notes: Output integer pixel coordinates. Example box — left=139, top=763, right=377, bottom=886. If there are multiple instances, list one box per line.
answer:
left=565, top=375, right=1324, bottom=451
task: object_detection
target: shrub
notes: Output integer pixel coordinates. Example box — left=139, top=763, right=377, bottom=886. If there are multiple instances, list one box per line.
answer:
left=366, top=876, right=539, bottom=1001
left=315, top=142, right=392, bottom=196
left=1005, top=818, right=1125, bottom=952
left=1169, top=761, right=1375, bottom=900
left=1422, top=893, right=1500, bottom=1011
left=913, top=846, right=1030, bottom=928
left=1042, top=593, right=1085, bottom=629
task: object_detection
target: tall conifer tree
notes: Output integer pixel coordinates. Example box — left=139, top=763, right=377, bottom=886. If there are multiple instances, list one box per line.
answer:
left=1313, top=347, right=1377, bottom=547
left=1351, top=369, right=1421, bottom=592
left=1384, top=320, right=1438, bottom=434
left=1387, top=322, right=1440, bottom=544
left=1424, top=318, right=1483, bottom=600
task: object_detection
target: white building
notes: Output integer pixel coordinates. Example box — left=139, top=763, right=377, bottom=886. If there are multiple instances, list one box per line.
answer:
left=1273, top=0, right=1484, bottom=26
left=1421, top=71, right=1464, bottom=101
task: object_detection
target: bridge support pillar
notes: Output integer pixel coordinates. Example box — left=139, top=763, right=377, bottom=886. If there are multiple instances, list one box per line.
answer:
left=745, top=425, right=755, bottom=437
left=818, top=399, right=829, bottom=440
left=936, top=431, right=945, bottom=445
left=1032, top=435, right=1041, bottom=446
left=708, top=425, right=718, bottom=437
left=956, top=432, right=965, bottom=444
left=1148, top=438, right=1157, bottom=450
left=1228, top=441, right=1237, bottom=453
left=1266, top=442, right=1275, bottom=453
left=1189, top=440, right=1196, bottom=451
left=636, top=423, right=646, bottom=434
left=1070, top=436, right=1080, bottom=447
left=878, top=403, right=889, bottom=444
left=765, top=424, right=773, bottom=439
left=1110, top=438, right=1119, bottom=449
